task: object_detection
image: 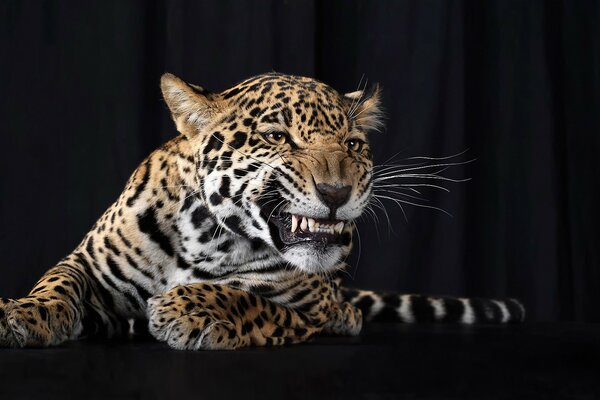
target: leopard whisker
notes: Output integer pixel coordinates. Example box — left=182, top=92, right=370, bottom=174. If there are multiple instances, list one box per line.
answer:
left=347, top=74, right=366, bottom=119
left=370, top=195, right=398, bottom=229
left=373, top=188, right=430, bottom=203
left=350, top=220, right=362, bottom=280
left=373, top=194, right=453, bottom=217
left=373, top=174, right=470, bottom=183
left=403, top=149, right=471, bottom=161
left=374, top=183, right=449, bottom=193
left=373, top=159, right=474, bottom=175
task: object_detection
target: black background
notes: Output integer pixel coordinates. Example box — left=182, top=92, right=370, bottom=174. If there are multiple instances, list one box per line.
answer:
left=0, top=0, right=598, bottom=323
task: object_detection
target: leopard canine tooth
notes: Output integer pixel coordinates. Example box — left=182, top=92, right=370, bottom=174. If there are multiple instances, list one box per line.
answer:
left=335, top=222, right=344, bottom=234
left=308, top=218, right=316, bottom=232
left=291, top=215, right=298, bottom=233
left=300, top=217, right=308, bottom=231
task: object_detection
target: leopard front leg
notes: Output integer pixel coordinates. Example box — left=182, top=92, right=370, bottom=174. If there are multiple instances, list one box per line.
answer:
left=0, top=264, right=88, bottom=347
left=147, top=283, right=321, bottom=350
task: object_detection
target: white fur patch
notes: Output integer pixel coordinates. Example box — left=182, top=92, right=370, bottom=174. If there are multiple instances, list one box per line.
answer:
left=397, top=295, right=415, bottom=323
left=492, top=300, right=510, bottom=323
left=283, top=245, right=344, bottom=273
left=459, top=298, right=475, bottom=324
left=428, top=298, right=446, bottom=320
left=369, top=295, right=385, bottom=318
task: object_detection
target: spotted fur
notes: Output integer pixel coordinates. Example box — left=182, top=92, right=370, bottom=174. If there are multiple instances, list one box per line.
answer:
left=0, top=73, right=523, bottom=349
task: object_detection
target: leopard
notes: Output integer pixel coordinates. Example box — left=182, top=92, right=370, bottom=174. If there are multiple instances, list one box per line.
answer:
left=0, top=72, right=525, bottom=350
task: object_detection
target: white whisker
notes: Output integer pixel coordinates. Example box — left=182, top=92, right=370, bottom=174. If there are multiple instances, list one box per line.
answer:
left=373, top=194, right=453, bottom=217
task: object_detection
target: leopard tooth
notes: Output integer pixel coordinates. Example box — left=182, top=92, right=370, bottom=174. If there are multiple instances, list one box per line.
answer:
left=308, top=218, right=316, bottom=232
left=320, top=225, right=332, bottom=234
left=291, top=215, right=298, bottom=233
left=300, top=217, right=308, bottom=231
left=335, top=222, right=345, bottom=234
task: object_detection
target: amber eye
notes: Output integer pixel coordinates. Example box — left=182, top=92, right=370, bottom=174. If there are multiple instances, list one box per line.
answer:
left=346, top=138, right=365, bottom=153
left=261, top=131, right=288, bottom=145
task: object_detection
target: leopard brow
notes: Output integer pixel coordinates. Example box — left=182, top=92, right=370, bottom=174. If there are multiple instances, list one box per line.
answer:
left=258, top=125, right=288, bottom=134
left=255, top=113, right=288, bottom=133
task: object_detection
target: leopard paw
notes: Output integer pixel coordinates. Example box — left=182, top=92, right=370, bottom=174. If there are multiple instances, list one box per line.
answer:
left=167, top=316, right=241, bottom=350
left=146, top=293, right=182, bottom=342
left=324, top=302, right=363, bottom=336
left=0, top=298, right=22, bottom=347
left=147, top=294, right=243, bottom=350
left=0, top=297, right=77, bottom=347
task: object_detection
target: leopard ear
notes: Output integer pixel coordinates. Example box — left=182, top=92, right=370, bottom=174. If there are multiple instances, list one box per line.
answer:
left=161, top=73, right=219, bottom=138
left=345, top=84, right=384, bottom=133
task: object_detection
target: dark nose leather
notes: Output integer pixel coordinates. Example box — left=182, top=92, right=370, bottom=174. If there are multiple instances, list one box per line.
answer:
left=316, top=183, right=352, bottom=209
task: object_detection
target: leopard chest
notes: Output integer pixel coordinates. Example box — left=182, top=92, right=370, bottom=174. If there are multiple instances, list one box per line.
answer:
left=165, top=199, right=279, bottom=289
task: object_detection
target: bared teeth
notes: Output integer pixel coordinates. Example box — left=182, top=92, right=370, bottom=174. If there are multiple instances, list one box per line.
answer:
left=290, top=214, right=345, bottom=235
left=318, top=225, right=334, bottom=234
left=300, top=217, right=308, bottom=231
left=308, top=218, right=316, bottom=232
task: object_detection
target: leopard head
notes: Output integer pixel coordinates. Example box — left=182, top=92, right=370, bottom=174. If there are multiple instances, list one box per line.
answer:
left=161, top=72, right=383, bottom=273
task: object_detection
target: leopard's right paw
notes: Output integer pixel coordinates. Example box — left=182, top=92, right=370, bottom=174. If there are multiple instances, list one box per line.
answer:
left=0, top=297, right=76, bottom=347
left=0, top=298, right=22, bottom=347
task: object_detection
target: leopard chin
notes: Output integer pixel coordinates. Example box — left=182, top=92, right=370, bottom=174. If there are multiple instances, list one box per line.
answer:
left=281, top=244, right=346, bottom=274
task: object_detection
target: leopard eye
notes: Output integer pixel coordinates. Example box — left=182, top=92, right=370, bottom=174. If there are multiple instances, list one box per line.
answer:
left=345, top=138, right=365, bottom=153
left=261, top=131, right=288, bottom=145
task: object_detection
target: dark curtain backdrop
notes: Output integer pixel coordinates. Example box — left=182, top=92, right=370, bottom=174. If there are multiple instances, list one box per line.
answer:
left=0, top=1, right=598, bottom=322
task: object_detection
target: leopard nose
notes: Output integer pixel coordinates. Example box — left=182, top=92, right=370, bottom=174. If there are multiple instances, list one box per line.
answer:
left=315, top=183, right=352, bottom=209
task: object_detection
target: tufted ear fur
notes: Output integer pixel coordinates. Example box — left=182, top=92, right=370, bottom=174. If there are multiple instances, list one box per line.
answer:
left=161, top=73, right=220, bottom=138
left=345, top=84, right=384, bottom=133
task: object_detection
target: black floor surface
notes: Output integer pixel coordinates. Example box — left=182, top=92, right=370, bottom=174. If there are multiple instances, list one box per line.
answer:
left=0, top=323, right=598, bottom=400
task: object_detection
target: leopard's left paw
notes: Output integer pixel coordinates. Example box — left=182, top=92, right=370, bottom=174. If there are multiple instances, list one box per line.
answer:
left=167, top=315, right=241, bottom=350
left=324, top=302, right=363, bottom=336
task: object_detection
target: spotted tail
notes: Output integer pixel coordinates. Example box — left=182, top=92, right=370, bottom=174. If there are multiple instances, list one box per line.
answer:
left=341, top=288, right=525, bottom=324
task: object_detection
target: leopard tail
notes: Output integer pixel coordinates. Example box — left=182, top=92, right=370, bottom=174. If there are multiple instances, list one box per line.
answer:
left=340, top=287, right=525, bottom=324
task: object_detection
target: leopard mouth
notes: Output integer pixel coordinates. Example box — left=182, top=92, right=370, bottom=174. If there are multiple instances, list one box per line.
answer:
left=268, top=213, right=346, bottom=247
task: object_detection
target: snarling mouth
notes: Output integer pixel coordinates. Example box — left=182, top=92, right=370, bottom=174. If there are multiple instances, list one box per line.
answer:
left=269, top=213, right=346, bottom=246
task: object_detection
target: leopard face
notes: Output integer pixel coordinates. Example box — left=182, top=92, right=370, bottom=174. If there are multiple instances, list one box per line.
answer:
left=162, top=73, right=383, bottom=273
